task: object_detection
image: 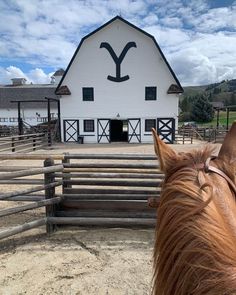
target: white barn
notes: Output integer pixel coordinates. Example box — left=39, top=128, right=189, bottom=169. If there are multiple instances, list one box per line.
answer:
left=56, top=16, right=183, bottom=144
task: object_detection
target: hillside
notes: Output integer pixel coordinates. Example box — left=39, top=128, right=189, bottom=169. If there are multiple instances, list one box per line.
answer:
left=182, top=79, right=236, bottom=107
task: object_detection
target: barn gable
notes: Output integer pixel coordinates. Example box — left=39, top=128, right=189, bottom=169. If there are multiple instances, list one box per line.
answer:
left=57, top=16, right=183, bottom=144
left=56, top=16, right=183, bottom=95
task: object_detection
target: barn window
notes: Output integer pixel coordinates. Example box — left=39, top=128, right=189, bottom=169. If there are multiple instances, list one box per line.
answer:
left=83, top=87, right=94, bottom=101
left=145, top=87, right=157, bottom=100
left=9, top=117, right=18, bottom=122
left=145, top=119, right=156, bottom=132
left=0, top=117, right=8, bottom=122
left=37, top=117, right=47, bottom=122
left=84, top=119, right=94, bottom=132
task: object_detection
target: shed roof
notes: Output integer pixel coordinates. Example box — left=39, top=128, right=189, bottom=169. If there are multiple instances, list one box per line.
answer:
left=0, top=84, right=58, bottom=108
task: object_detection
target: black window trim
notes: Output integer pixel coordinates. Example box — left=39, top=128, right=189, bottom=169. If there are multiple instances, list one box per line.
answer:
left=82, top=87, right=94, bottom=101
left=145, top=86, right=157, bottom=101
left=145, top=119, right=156, bottom=132
left=84, top=119, right=95, bottom=132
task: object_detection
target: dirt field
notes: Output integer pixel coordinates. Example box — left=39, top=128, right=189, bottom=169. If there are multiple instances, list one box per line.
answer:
left=0, top=141, right=221, bottom=295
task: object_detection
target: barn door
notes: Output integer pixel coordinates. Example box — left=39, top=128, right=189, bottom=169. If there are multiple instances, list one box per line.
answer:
left=97, top=119, right=110, bottom=143
left=157, top=118, right=175, bottom=144
left=63, top=120, right=79, bottom=142
left=128, top=118, right=141, bottom=143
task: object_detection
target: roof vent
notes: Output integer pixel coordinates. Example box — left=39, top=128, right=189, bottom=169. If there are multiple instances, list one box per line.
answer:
left=11, top=78, right=27, bottom=86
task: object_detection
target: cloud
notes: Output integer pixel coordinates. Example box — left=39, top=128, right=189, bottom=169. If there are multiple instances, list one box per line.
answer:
left=0, top=0, right=236, bottom=86
left=0, top=66, right=53, bottom=84
left=186, top=6, right=236, bottom=33
left=168, top=31, right=236, bottom=86
left=28, top=68, right=54, bottom=84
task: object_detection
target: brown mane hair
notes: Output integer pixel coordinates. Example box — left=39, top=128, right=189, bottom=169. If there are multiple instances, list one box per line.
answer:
left=152, top=123, right=236, bottom=295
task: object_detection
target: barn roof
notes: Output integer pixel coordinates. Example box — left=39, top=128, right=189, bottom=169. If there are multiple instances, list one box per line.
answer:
left=0, top=84, right=58, bottom=108
left=53, top=68, right=65, bottom=76
left=55, top=15, right=183, bottom=95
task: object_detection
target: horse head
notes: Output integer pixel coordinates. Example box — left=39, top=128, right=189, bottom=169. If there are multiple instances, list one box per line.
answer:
left=151, top=121, right=236, bottom=295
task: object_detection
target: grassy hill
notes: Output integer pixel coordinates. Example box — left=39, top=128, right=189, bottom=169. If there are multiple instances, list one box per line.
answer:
left=182, top=79, right=236, bottom=107
left=179, top=79, right=236, bottom=127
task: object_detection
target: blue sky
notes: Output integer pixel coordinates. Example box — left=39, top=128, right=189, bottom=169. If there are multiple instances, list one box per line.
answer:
left=0, top=0, right=236, bottom=86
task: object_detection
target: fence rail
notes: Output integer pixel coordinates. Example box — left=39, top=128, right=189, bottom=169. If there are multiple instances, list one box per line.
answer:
left=177, top=126, right=228, bottom=143
left=0, top=158, right=63, bottom=240
left=58, top=153, right=161, bottom=227
left=0, top=153, right=162, bottom=241
left=0, top=133, right=48, bottom=153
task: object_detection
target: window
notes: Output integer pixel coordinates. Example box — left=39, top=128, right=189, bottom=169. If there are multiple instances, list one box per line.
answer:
left=145, top=119, right=156, bottom=132
left=83, top=87, right=94, bottom=101
left=37, top=117, right=47, bottom=122
left=0, top=118, right=8, bottom=122
left=9, top=117, right=18, bottom=122
left=84, top=120, right=94, bottom=132
left=145, top=87, right=157, bottom=100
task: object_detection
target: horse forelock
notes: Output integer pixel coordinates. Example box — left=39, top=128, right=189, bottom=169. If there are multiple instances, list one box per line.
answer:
left=152, top=145, right=236, bottom=295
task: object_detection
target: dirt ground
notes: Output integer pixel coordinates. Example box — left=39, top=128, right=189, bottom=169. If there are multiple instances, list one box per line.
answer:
left=0, top=140, right=221, bottom=295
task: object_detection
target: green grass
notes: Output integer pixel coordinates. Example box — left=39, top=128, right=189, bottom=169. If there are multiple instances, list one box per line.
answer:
left=179, top=111, right=236, bottom=128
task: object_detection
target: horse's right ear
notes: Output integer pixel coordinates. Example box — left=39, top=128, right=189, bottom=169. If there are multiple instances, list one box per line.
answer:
left=218, top=121, right=236, bottom=164
left=152, top=128, right=177, bottom=173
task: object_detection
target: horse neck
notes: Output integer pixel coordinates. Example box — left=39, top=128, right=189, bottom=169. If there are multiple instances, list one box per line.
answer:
left=153, top=168, right=236, bottom=295
left=209, top=172, right=236, bottom=239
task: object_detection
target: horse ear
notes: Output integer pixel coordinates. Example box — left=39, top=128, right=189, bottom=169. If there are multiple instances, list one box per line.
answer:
left=218, top=121, right=236, bottom=163
left=152, top=128, right=177, bottom=173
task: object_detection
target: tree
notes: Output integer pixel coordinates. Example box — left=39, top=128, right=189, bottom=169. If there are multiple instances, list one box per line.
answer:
left=191, top=94, right=214, bottom=123
left=180, top=96, right=192, bottom=112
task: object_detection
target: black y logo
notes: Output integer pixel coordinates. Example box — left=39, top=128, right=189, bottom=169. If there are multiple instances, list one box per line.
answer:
left=100, top=42, right=137, bottom=82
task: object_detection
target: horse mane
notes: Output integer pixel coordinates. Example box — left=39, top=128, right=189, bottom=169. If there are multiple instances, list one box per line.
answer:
left=152, top=145, right=236, bottom=295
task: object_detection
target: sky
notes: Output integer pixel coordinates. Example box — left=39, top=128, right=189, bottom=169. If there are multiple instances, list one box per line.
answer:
left=0, top=0, right=236, bottom=86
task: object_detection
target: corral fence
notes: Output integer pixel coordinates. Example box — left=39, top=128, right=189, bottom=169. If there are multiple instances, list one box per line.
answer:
left=0, top=133, right=49, bottom=153
left=177, top=126, right=228, bottom=143
left=0, top=153, right=162, bottom=240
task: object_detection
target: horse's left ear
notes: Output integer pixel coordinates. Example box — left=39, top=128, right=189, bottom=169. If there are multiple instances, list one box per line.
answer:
left=218, top=121, right=236, bottom=163
left=152, top=128, right=177, bottom=173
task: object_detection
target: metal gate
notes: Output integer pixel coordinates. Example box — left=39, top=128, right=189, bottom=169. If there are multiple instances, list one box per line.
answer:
left=97, top=119, right=110, bottom=143
left=128, top=118, right=141, bottom=143
left=157, top=118, right=175, bottom=144
left=63, top=120, right=79, bottom=142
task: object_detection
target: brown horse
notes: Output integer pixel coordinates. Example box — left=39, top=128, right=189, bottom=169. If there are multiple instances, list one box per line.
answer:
left=151, top=122, right=236, bottom=295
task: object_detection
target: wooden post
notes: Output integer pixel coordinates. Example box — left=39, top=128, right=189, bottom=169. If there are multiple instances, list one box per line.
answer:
left=44, top=158, right=56, bottom=234
left=47, top=99, right=52, bottom=146
left=11, top=137, right=15, bottom=152
left=57, top=100, right=61, bottom=142
left=216, top=108, right=220, bottom=129
left=226, top=107, right=229, bottom=131
left=33, top=136, right=36, bottom=151
left=17, top=102, right=24, bottom=135
left=62, top=153, right=71, bottom=193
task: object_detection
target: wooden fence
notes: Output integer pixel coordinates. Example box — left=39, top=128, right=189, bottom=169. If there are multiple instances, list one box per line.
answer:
left=0, top=153, right=162, bottom=240
left=178, top=127, right=228, bottom=143
left=175, top=130, right=194, bottom=144
left=0, top=133, right=48, bottom=154
left=52, top=153, right=161, bottom=227
left=0, top=156, right=63, bottom=240
left=196, top=128, right=228, bottom=143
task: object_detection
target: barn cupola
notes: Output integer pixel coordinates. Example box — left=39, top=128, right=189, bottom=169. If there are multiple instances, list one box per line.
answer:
left=51, top=68, right=65, bottom=85
left=11, top=78, right=27, bottom=86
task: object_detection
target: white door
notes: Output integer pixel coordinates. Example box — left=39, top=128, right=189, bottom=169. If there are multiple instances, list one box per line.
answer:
left=97, top=119, right=110, bottom=143
left=157, top=118, right=175, bottom=144
left=63, top=120, right=79, bottom=142
left=128, top=118, right=141, bottom=143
